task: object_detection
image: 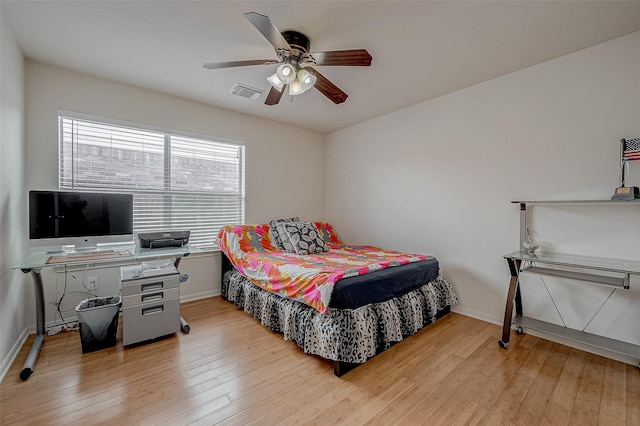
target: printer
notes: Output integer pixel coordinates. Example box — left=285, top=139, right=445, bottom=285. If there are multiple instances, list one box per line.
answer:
left=136, top=230, right=190, bottom=249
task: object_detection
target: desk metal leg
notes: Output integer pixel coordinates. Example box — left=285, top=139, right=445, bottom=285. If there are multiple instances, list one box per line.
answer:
left=174, top=255, right=191, bottom=334
left=20, top=268, right=45, bottom=380
left=499, top=258, right=522, bottom=349
left=180, top=316, right=190, bottom=333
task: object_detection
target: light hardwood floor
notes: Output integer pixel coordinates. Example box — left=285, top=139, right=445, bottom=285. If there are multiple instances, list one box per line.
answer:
left=1, top=296, right=638, bottom=425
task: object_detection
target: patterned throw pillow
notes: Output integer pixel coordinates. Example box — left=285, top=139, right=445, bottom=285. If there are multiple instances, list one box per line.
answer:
left=269, top=217, right=299, bottom=250
left=282, top=222, right=328, bottom=255
left=314, top=222, right=343, bottom=246
left=276, top=222, right=296, bottom=252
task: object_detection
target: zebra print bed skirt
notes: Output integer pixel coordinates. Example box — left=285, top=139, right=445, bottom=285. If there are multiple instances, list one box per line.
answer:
left=222, top=269, right=458, bottom=364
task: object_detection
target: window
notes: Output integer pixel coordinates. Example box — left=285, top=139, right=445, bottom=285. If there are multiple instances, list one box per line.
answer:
left=58, top=111, right=245, bottom=248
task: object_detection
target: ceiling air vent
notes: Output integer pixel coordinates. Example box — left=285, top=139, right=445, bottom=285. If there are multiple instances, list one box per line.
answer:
left=229, top=83, right=264, bottom=100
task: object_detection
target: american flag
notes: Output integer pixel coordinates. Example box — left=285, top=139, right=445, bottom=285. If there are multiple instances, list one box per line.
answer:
left=623, top=138, right=640, bottom=161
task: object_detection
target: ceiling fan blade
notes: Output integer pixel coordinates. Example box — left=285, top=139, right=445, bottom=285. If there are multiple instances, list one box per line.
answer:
left=308, top=49, right=372, bottom=66
left=244, top=12, right=291, bottom=54
left=265, top=85, right=287, bottom=106
left=305, top=67, right=348, bottom=104
left=203, top=59, right=278, bottom=70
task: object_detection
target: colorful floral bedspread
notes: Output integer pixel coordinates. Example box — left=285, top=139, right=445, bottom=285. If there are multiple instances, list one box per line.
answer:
left=218, top=224, right=434, bottom=314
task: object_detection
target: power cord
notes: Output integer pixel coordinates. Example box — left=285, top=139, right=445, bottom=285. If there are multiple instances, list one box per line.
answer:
left=47, top=322, right=79, bottom=336
left=52, top=265, right=95, bottom=330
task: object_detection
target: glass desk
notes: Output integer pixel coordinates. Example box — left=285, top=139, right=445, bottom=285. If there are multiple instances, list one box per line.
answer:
left=500, top=250, right=640, bottom=364
left=13, top=244, right=200, bottom=380
left=500, top=199, right=640, bottom=366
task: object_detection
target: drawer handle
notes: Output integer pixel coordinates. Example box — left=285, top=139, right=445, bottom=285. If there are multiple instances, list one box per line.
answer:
left=141, top=305, right=164, bottom=315
left=141, top=292, right=164, bottom=302
left=141, top=282, right=163, bottom=292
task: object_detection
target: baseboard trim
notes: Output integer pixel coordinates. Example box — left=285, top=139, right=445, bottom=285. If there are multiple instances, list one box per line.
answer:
left=0, top=327, right=30, bottom=383
left=451, top=305, right=502, bottom=326
left=180, top=290, right=219, bottom=304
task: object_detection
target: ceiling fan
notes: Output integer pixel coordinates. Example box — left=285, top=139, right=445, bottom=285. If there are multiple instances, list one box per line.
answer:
left=203, top=12, right=372, bottom=106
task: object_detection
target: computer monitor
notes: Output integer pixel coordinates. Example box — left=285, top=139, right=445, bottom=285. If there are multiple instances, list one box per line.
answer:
left=29, top=190, right=134, bottom=251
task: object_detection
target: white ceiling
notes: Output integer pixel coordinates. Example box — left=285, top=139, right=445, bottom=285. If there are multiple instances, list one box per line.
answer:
left=3, top=1, right=640, bottom=134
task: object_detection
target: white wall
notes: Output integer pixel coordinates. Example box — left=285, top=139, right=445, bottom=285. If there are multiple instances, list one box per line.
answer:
left=325, top=32, right=640, bottom=362
left=0, top=10, right=29, bottom=381
left=23, top=61, right=325, bottom=332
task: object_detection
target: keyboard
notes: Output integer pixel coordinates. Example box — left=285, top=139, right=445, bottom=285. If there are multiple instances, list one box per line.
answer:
left=65, top=250, right=116, bottom=258
left=46, top=249, right=132, bottom=265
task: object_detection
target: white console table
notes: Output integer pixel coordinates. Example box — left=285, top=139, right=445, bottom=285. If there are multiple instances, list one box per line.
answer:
left=13, top=244, right=200, bottom=380
left=499, top=200, right=640, bottom=366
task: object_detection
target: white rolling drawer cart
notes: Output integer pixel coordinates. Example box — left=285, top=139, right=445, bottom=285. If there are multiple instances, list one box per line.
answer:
left=121, top=272, right=181, bottom=346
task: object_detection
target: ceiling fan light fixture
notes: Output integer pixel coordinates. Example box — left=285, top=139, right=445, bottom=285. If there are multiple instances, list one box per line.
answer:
left=267, top=72, right=285, bottom=91
left=288, top=79, right=303, bottom=96
left=276, top=63, right=296, bottom=84
left=297, top=69, right=316, bottom=92
left=205, top=12, right=372, bottom=106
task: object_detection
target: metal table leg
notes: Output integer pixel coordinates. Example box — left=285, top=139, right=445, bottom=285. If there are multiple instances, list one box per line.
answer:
left=174, top=255, right=190, bottom=334
left=499, top=258, right=522, bottom=349
left=19, top=268, right=45, bottom=380
left=180, top=316, right=190, bottom=333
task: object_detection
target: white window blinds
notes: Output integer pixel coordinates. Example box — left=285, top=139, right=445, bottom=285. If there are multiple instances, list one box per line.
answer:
left=59, top=114, right=245, bottom=248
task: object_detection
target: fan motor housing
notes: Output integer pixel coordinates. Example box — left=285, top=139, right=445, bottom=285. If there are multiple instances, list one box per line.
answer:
left=282, top=31, right=310, bottom=54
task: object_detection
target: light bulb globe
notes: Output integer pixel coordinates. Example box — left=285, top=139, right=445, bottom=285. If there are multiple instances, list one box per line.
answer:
left=276, top=64, right=296, bottom=84
left=267, top=72, right=284, bottom=91
left=297, top=69, right=317, bottom=93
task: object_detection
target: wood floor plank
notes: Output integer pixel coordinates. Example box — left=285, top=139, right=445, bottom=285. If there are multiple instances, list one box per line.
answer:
left=627, top=363, right=640, bottom=425
left=479, top=372, right=535, bottom=425
left=540, top=348, right=586, bottom=426
left=1, top=298, right=638, bottom=426
left=598, top=357, right=628, bottom=425
left=510, top=339, right=564, bottom=425
left=449, top=400, right=489, bottom=426
left=387, top=355, right=466, bottom=424
left=244, top=368, right=343, bottom=425
left=412, top=335, right=506, bottom=425
left=568, top=352, right=606, bottom=426
left=469, top=331, right=540, bottom=411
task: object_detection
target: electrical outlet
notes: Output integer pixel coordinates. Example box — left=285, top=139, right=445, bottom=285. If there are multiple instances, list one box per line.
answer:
left=87, top=276, right=99, bottom=290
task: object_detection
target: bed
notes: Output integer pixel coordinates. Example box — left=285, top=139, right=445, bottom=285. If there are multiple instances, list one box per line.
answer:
left=218, top=219, right=458, bottom=376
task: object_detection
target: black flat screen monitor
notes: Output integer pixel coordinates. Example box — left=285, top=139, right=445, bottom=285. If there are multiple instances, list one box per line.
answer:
left=29, top=190, right=134, bottom=250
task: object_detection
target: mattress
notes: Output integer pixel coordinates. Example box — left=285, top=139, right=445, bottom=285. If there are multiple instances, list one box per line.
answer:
left=329, top=258, right=440, bottom=309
